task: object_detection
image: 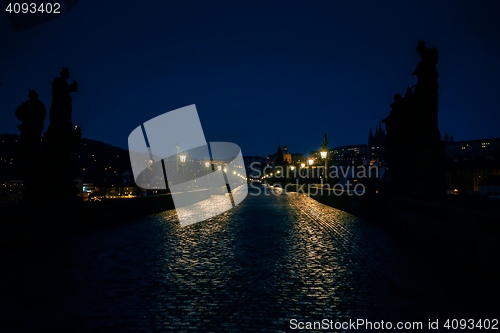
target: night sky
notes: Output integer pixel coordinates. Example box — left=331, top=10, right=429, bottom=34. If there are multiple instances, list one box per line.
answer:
left=1, top=0, right=499, bottom=156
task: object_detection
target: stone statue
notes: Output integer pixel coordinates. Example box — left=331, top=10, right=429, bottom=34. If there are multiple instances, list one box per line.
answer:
left=410, top=40, right=440, bottom=143
left=413, top=41, right=439, bottom=85
left=382, top=88, right=412, bottom=187
left=383, top=93, right=403, bottom=138
left=14, top=89, right=46, bottom=200
left=382, top=41, right=445, bottom=197
left=43, top=67, right=82, bottom=202
left=48, top=67, right=78, bottom=134
left=383, top=86, right=413, bottom=144
left=15, top=89, right=46, bottom=154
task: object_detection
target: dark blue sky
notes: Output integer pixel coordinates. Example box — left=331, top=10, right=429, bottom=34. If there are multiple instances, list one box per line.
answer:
left=1, top=0, right=500, bottom=156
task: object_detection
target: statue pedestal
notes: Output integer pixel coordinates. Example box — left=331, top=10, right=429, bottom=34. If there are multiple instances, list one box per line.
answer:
left=408, top=141, right=446, bottom=198
left=40, top=125, right=82, bottom=204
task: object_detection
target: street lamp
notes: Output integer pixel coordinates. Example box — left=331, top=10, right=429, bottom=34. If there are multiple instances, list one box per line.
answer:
left=176, top=142, right=179, bottom=171
left=179, top=151, right=187, bottom=163
left=205, top=161, right=211, bottom=188
left=321, top=133, right=329, bottom=182
left=320, top=150, right=328, bottom=182
left=308, top=158, right=314, bottom=182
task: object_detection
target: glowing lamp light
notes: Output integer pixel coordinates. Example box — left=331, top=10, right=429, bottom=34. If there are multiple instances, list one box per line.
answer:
left=301, top=163, right=306, bottom=168
left=308, top=158, right=314, bottom=166
left=179, top=151, right=187, bottom=163
left=290, top=166, right=295, bottom=171
left=320, top=151, right=327, bottom=159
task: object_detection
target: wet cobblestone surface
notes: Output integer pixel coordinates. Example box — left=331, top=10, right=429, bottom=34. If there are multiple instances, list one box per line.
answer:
left=0, top=185, right=498, bottom=332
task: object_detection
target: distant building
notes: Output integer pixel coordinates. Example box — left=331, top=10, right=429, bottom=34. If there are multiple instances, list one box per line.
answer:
left=0, top=177, right=85, bottom=204
left=366, top=123, right=386, bottom=164
left=478, top=176, right=500, bottom=196
left=445, top=137, right=500, bottom=192
left=445, top=137, right=500, bottom=161
left=105, top=184, right=138, bottom=199
left=0, top=179, right=24, bottom=204
left=267, top=143, right=300, bottom=166
left=75, top=178, right=84, bottom=199
left=122, top=171, right=134, bottom=184
left=368, top=122, right=386, bottom=149
left=330, top=144, right=370, bottom=167
left=275, top=143, right=285, bottom=166
left=443, top=132, right=455, bottom=143
left=291, top=153, right=305, bottom=163
left=282, top=145, right=292, bottom=163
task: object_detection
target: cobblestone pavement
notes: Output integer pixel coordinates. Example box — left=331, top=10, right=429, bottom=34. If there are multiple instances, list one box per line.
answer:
left=0, top=185, right=498, bottom=332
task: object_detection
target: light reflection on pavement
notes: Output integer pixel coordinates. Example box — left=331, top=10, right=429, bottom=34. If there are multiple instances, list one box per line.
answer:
left=0, top=184, right=498, bottom=332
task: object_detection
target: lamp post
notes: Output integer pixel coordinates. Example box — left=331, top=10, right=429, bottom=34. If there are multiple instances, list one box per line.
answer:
left=205, top=160, right=211, bottom=189
left=179, top=151, right=187, bottom=163
left=175, top=142, right=179, bottom=171
left=300, top=162, right=306, bottom=182
left=179, top=151, right=187, bottom=179
left=308, top=158, right=314, bottom=183
left=320, top=150, right=327, bottom=182
left=321, top=133, right=329, bottom=183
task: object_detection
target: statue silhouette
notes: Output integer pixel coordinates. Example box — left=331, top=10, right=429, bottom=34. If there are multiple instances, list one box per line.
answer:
left=411, top=40, right=440, bottom=143
left=15, top=89, right=46, bottom=154
left=48, top=67, right=78, bottom=134
left=383, top=86, right=413, bottom=151
left=382, top=41, right=444, bottom=197
left=382, top=88, right=412, bottom=188
left=413, top=41, right=439, bottom=84
left=14, top=89, right=47, bottom=203
left=43, top=67, right=82, bottom=202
